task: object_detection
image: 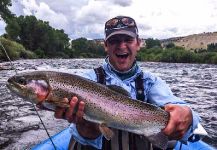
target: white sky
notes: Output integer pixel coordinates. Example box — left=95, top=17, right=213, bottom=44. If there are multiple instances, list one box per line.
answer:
left=0, top=0, right=217, bottom=39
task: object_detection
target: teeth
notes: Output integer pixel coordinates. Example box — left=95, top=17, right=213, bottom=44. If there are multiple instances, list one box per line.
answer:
left=116, top=53, right=129, bottom=58
left=116, top=52, right=128, bottom=55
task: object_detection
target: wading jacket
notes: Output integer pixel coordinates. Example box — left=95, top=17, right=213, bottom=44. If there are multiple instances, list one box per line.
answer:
left=69, top=59, right=200, bottom=150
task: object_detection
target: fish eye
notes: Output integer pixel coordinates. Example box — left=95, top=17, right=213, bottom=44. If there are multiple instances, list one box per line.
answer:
left=17, top=77, right=27, bottom=85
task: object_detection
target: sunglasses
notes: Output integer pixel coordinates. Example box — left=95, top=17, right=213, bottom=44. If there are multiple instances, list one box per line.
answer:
left=105, top=16, right=137, bottom=31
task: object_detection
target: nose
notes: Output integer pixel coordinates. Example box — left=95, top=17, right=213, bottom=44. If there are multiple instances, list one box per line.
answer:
left=117, top=40, right=127, bottom=49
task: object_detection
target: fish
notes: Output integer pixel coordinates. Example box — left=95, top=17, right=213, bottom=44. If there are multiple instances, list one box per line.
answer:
left=7, top=71, right=169, bottom=149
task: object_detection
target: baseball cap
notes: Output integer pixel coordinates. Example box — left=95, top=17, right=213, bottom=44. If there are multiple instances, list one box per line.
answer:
left=104, top=16, right=138, bottom=41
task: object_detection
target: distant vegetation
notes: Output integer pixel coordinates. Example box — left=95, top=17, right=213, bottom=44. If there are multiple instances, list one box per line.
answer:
left=0, top=1, right=217, bottom=64
left=207, top=43, right=217, bottom=53
left=0, top=15, right=105, bottom=60
left=137, top=38, right=217, bottom=64
left=5, top=15, right=70, bottom=58
left=70, top=38, right=105, bottom=58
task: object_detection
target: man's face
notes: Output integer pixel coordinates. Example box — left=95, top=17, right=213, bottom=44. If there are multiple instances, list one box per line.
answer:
left=104, top=34, right=141, bottom=72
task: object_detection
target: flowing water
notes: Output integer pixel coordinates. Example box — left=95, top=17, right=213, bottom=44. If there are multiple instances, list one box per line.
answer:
left=0, top=59, right=216, bottom=149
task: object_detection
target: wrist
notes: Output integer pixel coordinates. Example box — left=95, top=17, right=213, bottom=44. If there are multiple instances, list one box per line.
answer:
left=76, top=123, right=101, bottom=139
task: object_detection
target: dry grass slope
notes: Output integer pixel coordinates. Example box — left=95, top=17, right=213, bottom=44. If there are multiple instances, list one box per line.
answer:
left=161, top=32, right=217, bottom=50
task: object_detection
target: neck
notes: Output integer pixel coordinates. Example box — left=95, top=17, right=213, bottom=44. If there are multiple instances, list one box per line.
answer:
left=106, top=57, right=138, bottom=80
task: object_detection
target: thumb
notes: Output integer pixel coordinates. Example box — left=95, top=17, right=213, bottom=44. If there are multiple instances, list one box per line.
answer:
left=164, top=104, right=175, bottom=112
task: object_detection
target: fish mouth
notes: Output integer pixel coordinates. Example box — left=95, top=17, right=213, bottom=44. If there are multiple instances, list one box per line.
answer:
left=7, top=78, right=27, bottom=98
left=7, top=77, right=39, bottom=103
left=6, top=83, right=29, bottom=103
left=7, top=79, right=22, bottom=93
left=7, top=81, right=43, bottom=104
left=6, top=82, right=18, bottom=94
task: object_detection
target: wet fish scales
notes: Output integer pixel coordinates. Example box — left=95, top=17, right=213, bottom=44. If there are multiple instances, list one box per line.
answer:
left=7, top=71, right=169, bottom=149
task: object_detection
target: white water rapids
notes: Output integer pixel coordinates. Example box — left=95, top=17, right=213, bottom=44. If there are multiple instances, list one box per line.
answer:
left=0, top=59, right=216, bottom=149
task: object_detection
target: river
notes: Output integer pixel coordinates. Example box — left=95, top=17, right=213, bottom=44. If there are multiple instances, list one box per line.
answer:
left=0, top=59, right=216, bottom=149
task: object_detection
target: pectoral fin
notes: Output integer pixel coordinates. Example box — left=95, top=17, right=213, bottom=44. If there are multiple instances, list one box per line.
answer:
left=99, top=123, right=114, bottom=140
left=37, top=102, right=56, bottom=111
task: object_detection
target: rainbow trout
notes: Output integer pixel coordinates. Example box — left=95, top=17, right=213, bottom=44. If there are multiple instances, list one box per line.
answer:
left=7, top=71, right=169, bottom=149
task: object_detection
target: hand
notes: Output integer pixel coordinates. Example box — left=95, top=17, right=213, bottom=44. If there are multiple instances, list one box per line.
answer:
left=163, top=104, right=193, bottom=140
left=54, top=96, right=101, bottom=139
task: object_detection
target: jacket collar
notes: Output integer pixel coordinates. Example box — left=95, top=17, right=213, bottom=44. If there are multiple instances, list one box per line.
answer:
left=103, top=57, right=142, bottom=80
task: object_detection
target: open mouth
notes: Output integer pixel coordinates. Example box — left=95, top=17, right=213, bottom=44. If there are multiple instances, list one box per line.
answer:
left=116, top=53, right=129, bottom=59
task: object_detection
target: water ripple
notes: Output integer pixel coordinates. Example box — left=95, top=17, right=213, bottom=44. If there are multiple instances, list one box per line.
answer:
left=0, top=59, right=216, bottom=149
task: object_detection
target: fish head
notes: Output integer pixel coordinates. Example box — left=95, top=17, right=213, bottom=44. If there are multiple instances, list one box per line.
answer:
left=7, top=72, right=50, bottom=104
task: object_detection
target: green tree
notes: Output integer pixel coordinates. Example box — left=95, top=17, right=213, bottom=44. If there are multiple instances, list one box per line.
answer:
left=5, top=15, right=70, bottom=57
left=165, top=42, right=175, bottom=49
left=71, top=38, right=105, bottom=58
left=210, top=53, right=217, bottom=64
left=207, top=43, right=217, bottom=52
left=5, top=18, right=21, bottom=40
left=71, top=37, right=89, bottom=54
left=0, top=0, right=15, bottom=23
left=145, top=38, right=161, bottom=49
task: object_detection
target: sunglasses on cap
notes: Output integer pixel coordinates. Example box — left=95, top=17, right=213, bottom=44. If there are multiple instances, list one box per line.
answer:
left=105, top=16, right=138, bottom=31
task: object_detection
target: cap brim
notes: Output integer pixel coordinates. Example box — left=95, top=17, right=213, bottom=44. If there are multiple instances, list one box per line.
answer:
left=105, top=30, right=137, bottom=41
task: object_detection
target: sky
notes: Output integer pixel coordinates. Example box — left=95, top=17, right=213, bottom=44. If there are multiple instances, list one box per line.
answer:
left=0, top=0, right=217, bottom=40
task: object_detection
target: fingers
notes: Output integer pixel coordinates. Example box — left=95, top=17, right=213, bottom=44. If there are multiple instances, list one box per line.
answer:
left=54, top=96, right=85, bottom=124
left=65, top=97, right=79, bottom=122
left=54, top=98, right=69, bottom=119
left=54, top=106, right=66, bottom=119
left=163, top=104, right=193, bottom=140
left=163, top=105, right=177, bottom=138
left=76, top=101, right=85, bottom=124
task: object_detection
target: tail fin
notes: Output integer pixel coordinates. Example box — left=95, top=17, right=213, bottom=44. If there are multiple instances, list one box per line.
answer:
left=146, top=132, right=168, bottom=150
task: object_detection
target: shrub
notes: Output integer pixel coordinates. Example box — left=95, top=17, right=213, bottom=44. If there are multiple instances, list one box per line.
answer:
left=0, top=37, right=36, bottom=61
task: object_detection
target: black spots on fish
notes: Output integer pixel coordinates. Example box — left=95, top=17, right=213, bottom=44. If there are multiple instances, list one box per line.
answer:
left=88, top=102, right=99, bottom=111
left=49, top=79, right=55, bottom=85
left=151, top=118, right=159, bottom=123
left=50, top=79, right=68, bottom=90
left=122, top=116, right=129, bottom=121
left=61, top=80, right=71, bottom=86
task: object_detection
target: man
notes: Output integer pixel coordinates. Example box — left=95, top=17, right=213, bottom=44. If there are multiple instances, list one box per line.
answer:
left=55, top=16, right=200, bottom=149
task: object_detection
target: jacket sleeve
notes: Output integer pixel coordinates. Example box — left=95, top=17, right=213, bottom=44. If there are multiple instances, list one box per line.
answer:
left=69, top=124, right=103, bottom=149
left=147, top=76, right=201, bottom=143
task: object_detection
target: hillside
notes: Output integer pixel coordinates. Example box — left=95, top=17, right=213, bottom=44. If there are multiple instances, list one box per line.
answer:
left=161, top=32, right=217, bottom=50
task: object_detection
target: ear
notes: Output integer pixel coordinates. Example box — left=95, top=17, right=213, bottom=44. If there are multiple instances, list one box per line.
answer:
left=104, top=40, right=108, bottom=52
left=137, top=38, right=142, bottom=52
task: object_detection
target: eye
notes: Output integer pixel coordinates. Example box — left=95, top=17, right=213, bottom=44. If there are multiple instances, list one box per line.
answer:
left=124, top=38, right=134, bottom=43
left=108, top=38, right=119, bottom=45
left=123, top=35, right=134, bottom=43
left=17, top=77, right=27, bottom=85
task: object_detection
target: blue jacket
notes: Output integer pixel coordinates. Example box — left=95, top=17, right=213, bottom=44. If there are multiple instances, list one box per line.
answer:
left=69, top=59, right=200, bottom=149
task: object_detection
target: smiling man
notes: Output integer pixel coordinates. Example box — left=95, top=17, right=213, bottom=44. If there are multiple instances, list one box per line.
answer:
left=105, top=34, right=140, bottom=72
left=104, top=16, right=141, bottom=72
left=54, top=16, right=201, bottom=150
